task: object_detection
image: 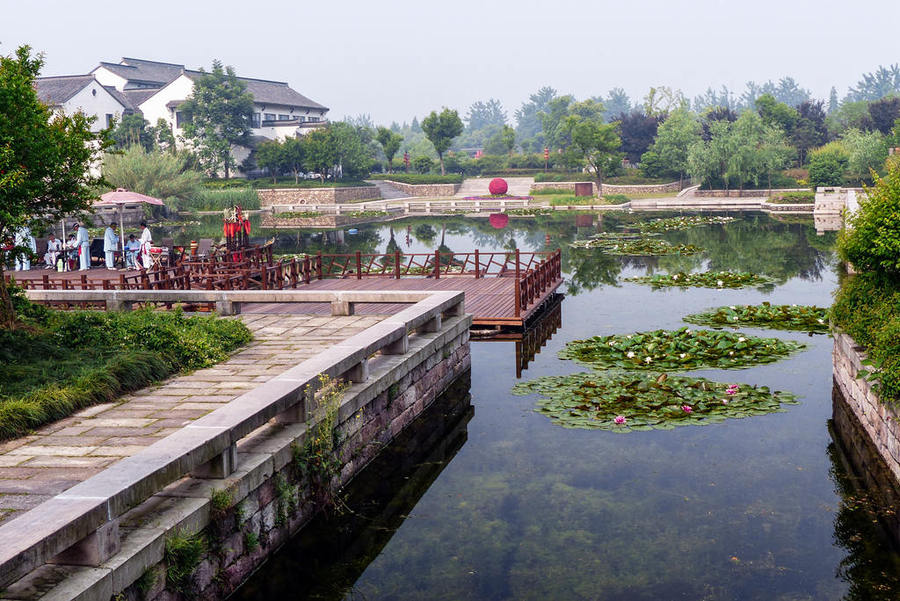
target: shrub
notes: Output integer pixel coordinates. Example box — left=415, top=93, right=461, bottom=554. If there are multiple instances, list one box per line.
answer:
left=808, top=145, right=848, bottom=187
left=103, top=146, right=203, bottom=202
left=412, top=156, right=434, bottom=174
left=770, top=191, right=815, bottom=204
left=534, top=172, right=595, bottom=183
left=839, top=160, right=900, bottom=273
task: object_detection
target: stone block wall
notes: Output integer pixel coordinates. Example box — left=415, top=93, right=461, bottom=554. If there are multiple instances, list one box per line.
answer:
left=695, top=188, right=808, bottom=198
left=383, top=181, right=460, bottom=197
left=257, top=186, right=381, bottom=207
left=123, top=330, right=471, bottom=601
left=530, top=181, right=681, bottom=196
left=833, top=331, right=900, bottom=485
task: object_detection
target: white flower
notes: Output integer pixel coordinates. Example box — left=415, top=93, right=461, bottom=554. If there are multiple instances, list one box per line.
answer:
left=738, top=337, right=746, bottom=342
left=729, top=305, right=736, bottom=310
left=626, top=351, right=635, bottom=358
left=679, top=353, right=686, bottom=359
left=729, top=351, right=734, bottom=356
left=717, top=280, right=724, bottom=287
left=627, top=335, right=633, bottom=339
left=672, top=274, right=679, bottom=280
left=792, top=304, right=797, bottom=307
left=722, top=399, right=729, bottom=404
left=608, top=341, right=615, bottom=346
left=817, top=319, right=824, bottom=324
left=644, top=357, right=652, bottom=363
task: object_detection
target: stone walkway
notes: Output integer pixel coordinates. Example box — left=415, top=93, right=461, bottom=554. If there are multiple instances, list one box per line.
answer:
left=0, top=313, right=386, bottom=525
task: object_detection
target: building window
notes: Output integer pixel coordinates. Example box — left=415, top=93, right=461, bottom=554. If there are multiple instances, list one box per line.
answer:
left=297, top=116, right=306, bottom=122
left=308, top=117, right=320, bottom=123
left=106, top=114, right=114, bottom=128
left=278, top=114, right=290, bottom=120
left=264, top=113, right=276, bottom=122
left=251, top=113, right=261, bottom=128
left=175, top=111, right=192, bottom=128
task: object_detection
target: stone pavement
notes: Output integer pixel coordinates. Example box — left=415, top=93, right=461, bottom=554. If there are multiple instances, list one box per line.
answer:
left=0, top=312, right=386, bottom=526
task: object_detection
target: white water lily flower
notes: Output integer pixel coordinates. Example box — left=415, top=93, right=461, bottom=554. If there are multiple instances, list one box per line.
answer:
left=729, top=351, right=734, bottom=356
left=817, top=319, right=825, bottom=324
left=672, top=274, right=679, bottom=280
left=717, top=280, right=724, bottom=287
left=627, top=335, right=633, bottom=339
left=738, top=337, right=746, bottom=342
left=644, top=357, right=652, bottom=363
left=679, top=353, right=687, bottom=359
left=626, top=351, right=635, bottom=358
left=729, top=305, right=736, bottom=310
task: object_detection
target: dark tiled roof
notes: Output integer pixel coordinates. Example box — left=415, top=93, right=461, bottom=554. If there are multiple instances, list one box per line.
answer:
left=103, top=86, right=134, bottom=111
left=34, top=75, right=97, bottom=106
left=184, top=69, right=328, bottom=111
left=123, top=89, right=158, bottom=108
left=95, top=58, right=184, bottom=87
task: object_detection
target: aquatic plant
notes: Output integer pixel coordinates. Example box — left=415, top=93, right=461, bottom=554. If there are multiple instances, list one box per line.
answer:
left=625, top=270, right=776, bottom=289
left=512, top=372, right=798, bottom=431
left=570, top=237, right=703, bottom=255
left=559, top=328, right=805, bottom=371
left=684, top=303, right=830, bottom=333
left=633, top=215, right=735, bottom=233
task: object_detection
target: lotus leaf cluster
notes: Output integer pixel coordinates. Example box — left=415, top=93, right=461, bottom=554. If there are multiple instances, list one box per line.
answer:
left=634, top=215, right=736, bottom=233
left=570, top=237, right=703, bottom=255
left=625, top=271, right=776, bottom=290
left=684, top=303, right=830, bottom=333
left=559, top=327, right=805, bottom=371
left=512, top=372, right=797, bottom=431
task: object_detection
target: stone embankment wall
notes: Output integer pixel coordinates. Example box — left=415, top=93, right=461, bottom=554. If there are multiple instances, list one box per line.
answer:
left=695, top=188, right=809, bottom=198
left=530, top=181, right=681, bottom=196
left=382, top=181, right=460, bottom=197
left=261, top=212, right=395, bottom=229
left=257, top=186, right=381, bottom=207
left=833, top=331, right=900, bottom=485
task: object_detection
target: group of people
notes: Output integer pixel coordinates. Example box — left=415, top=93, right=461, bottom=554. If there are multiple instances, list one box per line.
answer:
left=9, top=222, right=153, bottom=272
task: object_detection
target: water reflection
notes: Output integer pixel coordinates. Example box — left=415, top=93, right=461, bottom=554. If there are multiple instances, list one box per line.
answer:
left=830, top=384, right=900, bottom=600
left=232, top=372, right=474, bottom=601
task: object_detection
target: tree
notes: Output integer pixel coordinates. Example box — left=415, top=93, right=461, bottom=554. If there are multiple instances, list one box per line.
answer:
left=465, top=99, right=506, bottom=130
left=643, top=107, right=702, bottom=186
left=301, top=127, right=337, bottom=182
left=0, top=46, right=106, bottom=327
left=642, top=86, right=686, bottom=117
left=808, top=144, right=848, bottom=187
left=756, top=94, right=798, bottom=134
left=514, top=86, right=557, bottom=151
left=601, top=88, right=631, bottom=121
left=846, top=64, right=900, bottom=102
left=376, top=126, right=403, bottom=172
left=103, top=146, right=202, bottom=200
left=500, top=125, right=516, bottom=155
left=483, top=125, right=516, bottom=156
left=256, top=140, right=284, bottom=182
left=111, top=113, right=152, bottom=150
left=842, top=129, right=888, bottom=183
left=148, top=118, right=176, bottom=153
left=615, top=110, right=659, bottom=163
left=839, top=159, right=900, bottom=273
left=539, top=95, right=575, bottom=151
left=563, top=114, right=622, bottom=192
left=281, top=137, right=306, bottom=183
left=179, top=60, right=254, bottom=179
left=792, top=100, right=828, bottom=165
left=868, top=97, right=900, bottom=135
left=828, top=87, right=840, bottom=114
left=422, top=108, right=463, bottom=175
left=330, top=121, right=374, bottom=179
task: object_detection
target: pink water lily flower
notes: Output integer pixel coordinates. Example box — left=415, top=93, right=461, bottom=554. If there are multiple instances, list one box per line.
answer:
left=682, top=405, right=693, bottom=413
left=614, top=415, right=626, bottom=425
left=726, top=384, right=739, bottom=395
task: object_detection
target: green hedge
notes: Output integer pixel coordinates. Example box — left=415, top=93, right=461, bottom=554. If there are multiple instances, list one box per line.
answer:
left=0, top=300, right=252, bottom=440
left=370, top=174, right=463, bottom=184
left=770, top=191, right=815, bottom=204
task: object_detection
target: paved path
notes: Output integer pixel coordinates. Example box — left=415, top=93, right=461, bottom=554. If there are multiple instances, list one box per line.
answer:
left=0, top=313, right=386, bottom=525
left=454, top=177, right=534, bottom=198
left=367, top=179, right=410, bottom=200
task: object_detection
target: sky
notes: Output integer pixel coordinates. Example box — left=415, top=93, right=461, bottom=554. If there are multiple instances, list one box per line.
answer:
left=2, top=0, right=899, bottom=125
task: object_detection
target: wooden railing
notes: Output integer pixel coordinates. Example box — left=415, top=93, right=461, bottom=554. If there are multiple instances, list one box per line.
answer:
left=514, top=249, right=562, bottom=317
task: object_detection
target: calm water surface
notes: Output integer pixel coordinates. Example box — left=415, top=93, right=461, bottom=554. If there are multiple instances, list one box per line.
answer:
left=228, top=213, right=900, bottom=601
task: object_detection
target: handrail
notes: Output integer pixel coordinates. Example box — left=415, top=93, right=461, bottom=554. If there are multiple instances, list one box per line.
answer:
left=0, top=289, right=465, bottom=588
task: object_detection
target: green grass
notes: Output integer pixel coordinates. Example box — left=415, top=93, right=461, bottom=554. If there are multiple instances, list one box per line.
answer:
left=0, top=292, right=251, bottom=440
left=176, top=188, right=261, bottom=211
left=369, top=173, right=463, bottom=185
left=547, top=194, right=628, bottom=206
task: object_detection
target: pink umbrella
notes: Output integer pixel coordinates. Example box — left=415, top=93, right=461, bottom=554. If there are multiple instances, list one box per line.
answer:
left=95, top=189, right=165, bottom=259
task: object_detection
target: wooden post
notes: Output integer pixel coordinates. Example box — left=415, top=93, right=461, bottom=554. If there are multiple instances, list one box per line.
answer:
left=514, top=278, right=521, bottom=318
left=434, top=250, right=440, bottom=279
left=356, top=251, right=362, bottom=280
left=474, top=249, right=480, bottom=279
left=42, top=274, right=50, bottom=289
left=515, top=248, right=521, bottom=282
left=317, top=252, right=323, bottom=280
left=394, top=250, right=401, bottom=279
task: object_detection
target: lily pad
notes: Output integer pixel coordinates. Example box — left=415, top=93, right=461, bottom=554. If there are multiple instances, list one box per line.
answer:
left=571, top=237, right=703, bottom=256
left=512, top=372, right=797, bottom=431
left=625, top=271, right=776, bottom=290
left=633, top=215, right=736, bottom=233
left=559, top=327, right=805, bottom=371
left=684, top=303, right=830, bottom=333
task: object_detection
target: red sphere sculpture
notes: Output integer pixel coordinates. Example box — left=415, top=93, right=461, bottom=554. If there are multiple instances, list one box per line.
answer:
left=489, top=178, right=508, bottom=196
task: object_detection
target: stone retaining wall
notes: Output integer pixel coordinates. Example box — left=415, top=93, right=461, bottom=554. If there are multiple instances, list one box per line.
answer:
left=530, top=181, right=681, bottom=196
left=4, top=320, right=471, bottom=601
left=261, top=213, right=394, bottom=229
left=833, top=331, right=900, bottom=485
left=383, top=181, right=461, bottom=197
left=257, top=186, right=381, bottom=207
left=695, top=188, right=809, bottom=198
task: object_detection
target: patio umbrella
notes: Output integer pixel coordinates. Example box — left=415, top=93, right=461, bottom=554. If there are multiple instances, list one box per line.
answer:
left=95, top=189, right=165, bottom=263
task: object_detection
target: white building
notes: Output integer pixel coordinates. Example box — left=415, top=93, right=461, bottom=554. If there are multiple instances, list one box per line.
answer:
left=34, top=74, right=133, bottom=132
left=91, top=58, right=328, bottom=143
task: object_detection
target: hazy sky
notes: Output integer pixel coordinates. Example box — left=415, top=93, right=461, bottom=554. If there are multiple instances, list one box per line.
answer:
left=3, top=0, right=899, bottom=124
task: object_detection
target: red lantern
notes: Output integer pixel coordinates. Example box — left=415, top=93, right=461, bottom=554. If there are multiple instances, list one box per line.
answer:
left=489, top=178, right=508, bottom=196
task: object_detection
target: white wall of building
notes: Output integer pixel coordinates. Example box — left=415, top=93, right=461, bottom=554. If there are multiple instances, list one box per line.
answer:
left=63, top=82, right=128, bottom=132
left=137, top=74, right=195, bottom=138
left=91, top=66, right=129, bottom=91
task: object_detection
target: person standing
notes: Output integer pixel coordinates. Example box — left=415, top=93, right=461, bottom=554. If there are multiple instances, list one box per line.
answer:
left=103, top=224, right=119, bottom=269
left=44, top=233, right=62, bottom=269
left=139, top=222, right=153, bottom=270
left=13, top=226, right=36, bottom=271
left=73, top=222, right=90, bottom=271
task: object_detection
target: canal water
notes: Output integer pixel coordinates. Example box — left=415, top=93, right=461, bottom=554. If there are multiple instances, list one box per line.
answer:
left=206, top=212, right=900, bottom=600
